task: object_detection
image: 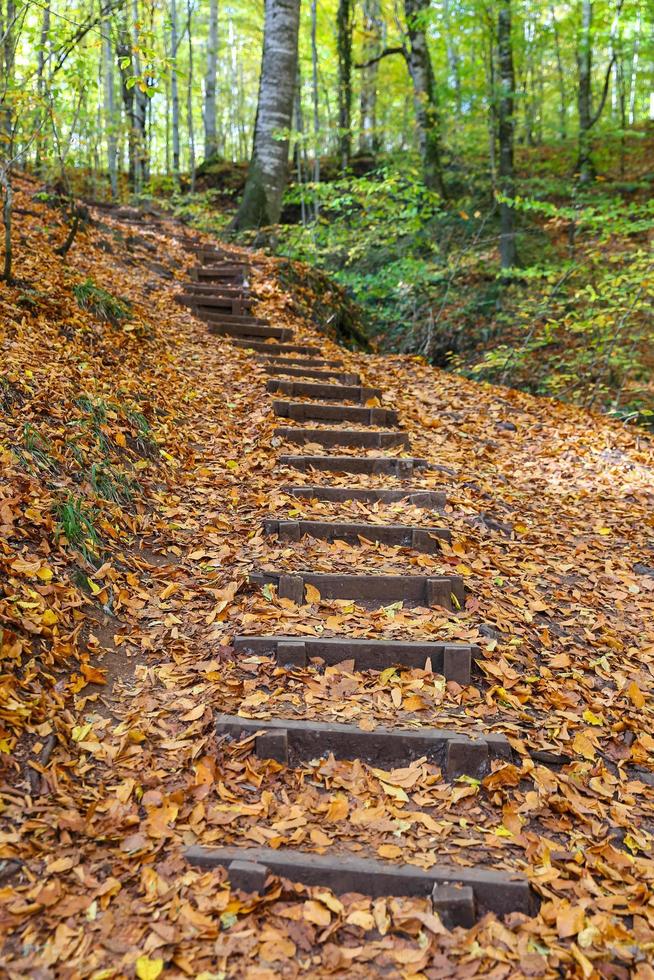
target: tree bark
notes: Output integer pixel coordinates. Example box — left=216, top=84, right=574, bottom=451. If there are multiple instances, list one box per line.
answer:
left=358, top=0, right=381, bottom=154
left=233, top=0, right=301, bottom=230
left=203, top=0, right=218, bottom=159
left=102, top=17, right=119, bottom=200
left=170, top=0, right=181, bottom=184
left=35, top=4, right=50, bottom=172
left=0, top=164, right=12, bottom=283
left=497, top=0, right=517, bottom=270
left=336, top=0, right=352, bottom=170
left=186, top=0, right=196, bottom=191
left=577, top=0, right=594, bottom=182
left=550, top=5, right=567, bottom=140
left=403, top=0, right=445, bottom=196
left=442, top=0, right=462, bottom=113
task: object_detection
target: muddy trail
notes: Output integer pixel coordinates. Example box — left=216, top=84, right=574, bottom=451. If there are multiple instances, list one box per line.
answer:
left=1, top=182, right=653, bottom=978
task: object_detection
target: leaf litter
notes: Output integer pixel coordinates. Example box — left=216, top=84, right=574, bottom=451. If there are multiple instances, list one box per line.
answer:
left=0, top=174, right=653, bottom=977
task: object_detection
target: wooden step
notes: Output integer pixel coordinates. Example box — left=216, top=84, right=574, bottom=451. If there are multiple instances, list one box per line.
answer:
left=183, top=283, right=250, bottom=298
left=197, top=311, right=269, bottom=326
left=274, top=427, right=409, bottom=449
left=256, top=355, right=344, bottom=369
left=191, top=269, right=247, bottom=285
left=233, top=634, right=477, bottom=683
left=209, top=322, right=294, bottom=341
left=216, top=713, right=511, bottom=777
left=280, top=485, right=446, bottom=509
left=273, top=401, right=399, bottom=426
left=178, top=294, right=251, bottom=314
left=278, top=455, right=428, bottom=476
left=264, top=365, right=360, bottom=384
left=185, top=846, right=534, bottom=924
left=267, top=380, right=380, bottom=403
left=249, top=570, right=465, bottom=610
left=263, top=518, right=451, bottom=550
left=230, top=340, right=322, bottom=356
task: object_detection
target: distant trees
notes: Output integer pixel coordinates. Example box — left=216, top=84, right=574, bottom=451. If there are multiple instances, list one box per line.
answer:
left=497, top=0, right=517, bottom=269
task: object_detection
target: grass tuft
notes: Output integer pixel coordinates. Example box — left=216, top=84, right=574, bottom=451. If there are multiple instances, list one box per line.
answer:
left=73, top=278, right=132, bottom=325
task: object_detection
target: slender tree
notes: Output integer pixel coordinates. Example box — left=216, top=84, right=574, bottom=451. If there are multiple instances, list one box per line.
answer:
left=102, top=18, right=119, bottom=199
left=577, top=0, right=621, bottom=183
left=233, top=0, right=301, bottom=229
left=336, top=0, right=353, bottom=170
left=170, top=0, right=181, bottom=184
left=359, top=0, right=382, bottom=154
left=403, top=0, right=446, bottom=195
left=204, top=0, right=219, bottom=160
left=497, top=0, right=517, bottom=269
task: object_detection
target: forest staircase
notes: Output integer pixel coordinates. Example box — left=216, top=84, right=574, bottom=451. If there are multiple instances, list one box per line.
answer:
left=177, top=245, right=537, bottom=927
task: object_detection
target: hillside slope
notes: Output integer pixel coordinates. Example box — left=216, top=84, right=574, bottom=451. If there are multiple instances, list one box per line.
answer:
left=1, top=176, right=653, bottom=977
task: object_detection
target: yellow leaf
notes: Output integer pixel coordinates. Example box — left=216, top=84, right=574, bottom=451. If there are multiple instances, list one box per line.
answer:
left=572, top=730, right=596, bottom=760
left=72, top=723, right=93, bottom=742
left=37, top=565, right=53, bottom=582
left=627, top=681, right=645, bottom=708
left=514, top=523, right=528, bottom=534
left=87, top=577, right=101, bottom=595
left=303, top=899, right=331, bottom=927
left=377, top=843, right=402, bottom=859
left=582, top=709, right=603, bottom=726
left=304, top=583, right=321, bottom=604
left=135, top=956, right=164, bottom=980
left=379, top=781, right=409, bottom=802
left=598, top=527, right=611, bottom=536
left=115, top=431, right=126, bottom=447
left=41, top=609, right=58, bottom=626
left=492, top=825, right=513, bottom=837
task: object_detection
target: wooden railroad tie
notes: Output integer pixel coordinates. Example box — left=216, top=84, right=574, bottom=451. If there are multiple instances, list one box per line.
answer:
left=249, top=570, right=465, bottom=611
left=280, top=485, right=446, bottom=508
left=230, top=339, right=323, bottom=356
left=277, top=454, right=428, bottom=476
left=215, top=714, right=510, bottom=777
left=274, top=427, right=410, bottom=449
left=233, top=634, right=478, bottom=683
left=267, top=380, right=381, bottom=402
left=263, top=517, right=451, bottom=550
left=273, top=399, right=398, bottom=426
left=264, top=364, right=361, bottom=384
left=208, top=322, right=295, bottom=341
left=185, top=846, right=535, bottom=926
left=256, top=354, right=345, bottom=369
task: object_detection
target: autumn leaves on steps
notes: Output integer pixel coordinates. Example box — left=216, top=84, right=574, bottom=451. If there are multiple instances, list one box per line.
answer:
left=178, top=244, right=535, bottom=925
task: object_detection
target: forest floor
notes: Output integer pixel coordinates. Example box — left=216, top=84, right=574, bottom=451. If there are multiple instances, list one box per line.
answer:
left=1, top=174, right=654, bottom=978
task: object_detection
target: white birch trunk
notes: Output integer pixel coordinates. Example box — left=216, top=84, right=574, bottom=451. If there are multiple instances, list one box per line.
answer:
left=234, top=0, right=301, bottom=229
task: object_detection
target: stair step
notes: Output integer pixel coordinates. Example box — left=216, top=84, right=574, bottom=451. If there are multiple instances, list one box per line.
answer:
left=256, top=355, right=344, bottom=369
left=278, top=455, right=428, bottom=476
left=183, top=283, right=250, bottom=298
left=249, top=570, right=465, bottom=610
left=267, top=380, right=380, bottom=403
left=233, top=634, right=477, bottom=683
left=209, top=322, right=294, bottom=341
left=274, top=427, right=409, bottom=449
left=215, top=713, right=510, bottom=777
left=280, top=485, right=446, bottom=508
left=264, top=364, right=360, bottom=384
left=274, top=400, right=396, bottom=426
left=263, top=518, right=451, bottom=550
left=191, top=269, right=247, bottom=285
left=178, top=294, right=251, bottom=314
left=185, top=846, right=534, bottom=924
left=230, top=340, right=322, bottom=356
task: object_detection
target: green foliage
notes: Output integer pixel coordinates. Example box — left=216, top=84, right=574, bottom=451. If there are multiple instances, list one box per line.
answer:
left=54, top=495, right=101, bottom=560
left=73, top=279, right=132, bottom=325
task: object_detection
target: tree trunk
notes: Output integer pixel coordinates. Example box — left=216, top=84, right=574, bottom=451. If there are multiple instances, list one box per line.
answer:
left=336, top=0, right=352, bottom=170
left=233, top=0, right=301, bottom=230
left=0, top=164, right=12, bottom=283
left=103, top=18, right=119, bottom=200
left=186, top=0, right=196, bottom=191
left=576, top=0, right=594, bottom=183
left=170, top=0, right=181, bottom=184
left=310, top=0, right=320, bottom=215
left=131, top=0, right=148, bottom=190
left=551, top=5, right=567, bottom=140
left=35, top=4, right=50, bottom=172
left=497, top=0, right=517, bottom=270
left=204, top=0, right=218, bottom=160
left=403, top=0, right=446, bottom=196
left=359, top=0, right=381, bottom=154
left=442, top=0, right=462, bottom=113
left=1, top=0, right=16, bottom=152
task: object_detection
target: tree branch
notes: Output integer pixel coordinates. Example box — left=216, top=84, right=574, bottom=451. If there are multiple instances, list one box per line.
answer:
left=589, top=54, right=616, bottom=128
left=354, top=45, right=406, bottom=70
